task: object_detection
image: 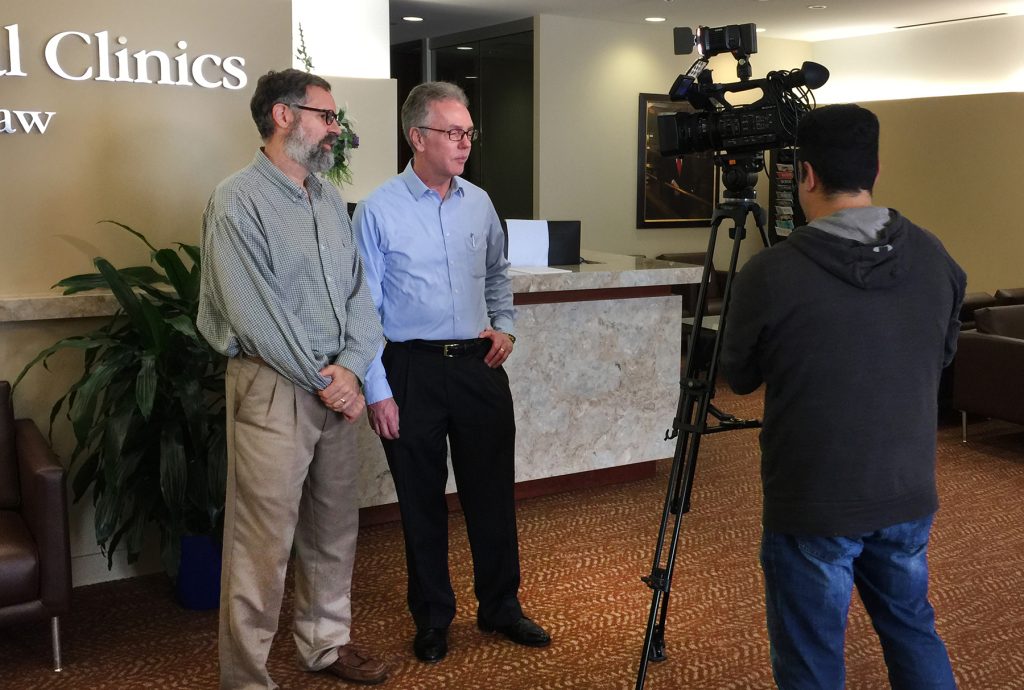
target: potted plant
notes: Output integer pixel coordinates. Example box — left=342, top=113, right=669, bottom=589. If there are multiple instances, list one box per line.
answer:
left=16, top=221, right=227, bottom=606
left=296, top=23, right=360, bottom=187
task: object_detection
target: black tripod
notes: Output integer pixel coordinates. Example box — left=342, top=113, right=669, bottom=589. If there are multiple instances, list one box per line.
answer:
left=635, top=152, right=773, bottom=690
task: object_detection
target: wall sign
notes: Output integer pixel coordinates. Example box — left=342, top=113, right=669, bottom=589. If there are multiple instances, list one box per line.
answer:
left=1, top=23, right=249, bottom=134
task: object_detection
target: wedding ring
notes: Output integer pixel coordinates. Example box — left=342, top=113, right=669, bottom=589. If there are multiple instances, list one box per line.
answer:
left=499, top=347, right=505, bottom=353
left=340, top=397, right=347, bottom=405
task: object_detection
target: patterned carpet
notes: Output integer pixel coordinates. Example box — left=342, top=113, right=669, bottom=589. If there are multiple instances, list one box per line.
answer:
left=2, top=389, right=1023, bottom=689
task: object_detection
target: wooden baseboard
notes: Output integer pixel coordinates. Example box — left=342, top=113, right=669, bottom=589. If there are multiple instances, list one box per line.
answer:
left=358, top=460, right=659, bottom=527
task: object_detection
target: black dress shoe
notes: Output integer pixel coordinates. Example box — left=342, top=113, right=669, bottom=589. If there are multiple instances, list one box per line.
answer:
left=413, top=627, right=449, bottom=663
left=478, top=616, right=551, bottom=647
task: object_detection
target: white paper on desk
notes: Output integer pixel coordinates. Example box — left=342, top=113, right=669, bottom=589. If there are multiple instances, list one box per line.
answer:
left=506, top=219, right=549, bottom=267
left=508, top=266, right=570, bottom=275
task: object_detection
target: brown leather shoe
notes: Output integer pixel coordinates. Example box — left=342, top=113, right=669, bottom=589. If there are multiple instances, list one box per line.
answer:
left=323, top=644, right=388, bottom=685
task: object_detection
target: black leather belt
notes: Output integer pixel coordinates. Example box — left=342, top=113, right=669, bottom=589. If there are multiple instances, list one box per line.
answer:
left=401, top=338, right=490, bottom=358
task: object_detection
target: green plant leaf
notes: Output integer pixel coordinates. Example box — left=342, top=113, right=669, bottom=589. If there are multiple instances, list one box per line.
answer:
left=135, top=354, right=157, bottom=418
left=12, top=335, right=106, bottom=389
left=160, top=424, right=187, bottom=515
left=55, top=266, right=166, bottom=295
left=96, top=258, right=151, bottom=348
left=153, top=248, right=192, bottom=301
left=123, top=503, right=149, bottom=565
left=207, top=425, right=227, bottom=524
left=138, top=294, right=170, bottom=353
left=94, top=481, right=122, bottom=544
left=71, top=453, right=100, bottom=502
left=100, top=406, right=133, bottom=486
left=105, top=490, right=137, bottom=563
left=167, top=314, right=197, bottom=339
left=98, top=219, right=158, bottom=253
left=68, top=355, right=130, bottom=445
left=161, top=531, right=183, bottom=580
left=177, top=243, right=201, bottom=267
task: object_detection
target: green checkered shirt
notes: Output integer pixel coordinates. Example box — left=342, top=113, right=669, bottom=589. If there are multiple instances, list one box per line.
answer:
left=198, top=150, right=383, bottom=392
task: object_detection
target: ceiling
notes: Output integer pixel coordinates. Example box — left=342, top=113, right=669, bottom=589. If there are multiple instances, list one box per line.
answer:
left=389, top=0, right=1024, bottom=44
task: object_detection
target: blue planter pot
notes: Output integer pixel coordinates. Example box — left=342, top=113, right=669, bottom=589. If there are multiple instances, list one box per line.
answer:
left=176, top=534, right=222, bottom=610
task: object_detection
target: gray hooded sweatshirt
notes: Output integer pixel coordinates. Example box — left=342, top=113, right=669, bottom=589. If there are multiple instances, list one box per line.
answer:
left=721, top=207, right=966, bottom=535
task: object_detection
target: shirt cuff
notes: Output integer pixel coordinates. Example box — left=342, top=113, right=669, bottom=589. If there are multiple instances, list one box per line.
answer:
left=363, top=357, right=393, bottom=404
left=492, top=315, right=515, bottom=335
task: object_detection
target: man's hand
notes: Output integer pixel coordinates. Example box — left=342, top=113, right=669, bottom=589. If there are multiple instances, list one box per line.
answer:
left=367, top=398, right=400, bottom=439
left=318, top=364, right=364, bottom=422
left=480, top=328, right=514, bottom=368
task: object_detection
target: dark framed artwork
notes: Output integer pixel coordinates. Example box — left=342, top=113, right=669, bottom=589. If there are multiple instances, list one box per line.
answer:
left=636, top=93, right=718, bottom=228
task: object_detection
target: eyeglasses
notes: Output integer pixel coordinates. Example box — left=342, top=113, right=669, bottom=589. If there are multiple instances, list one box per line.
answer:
left=417, top=126, right=479, bottom=142
left=288, top=104, right=339, bottom=126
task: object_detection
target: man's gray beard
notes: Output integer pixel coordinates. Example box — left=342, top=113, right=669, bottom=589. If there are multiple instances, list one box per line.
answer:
left=284, top=125, right=335, bottom=174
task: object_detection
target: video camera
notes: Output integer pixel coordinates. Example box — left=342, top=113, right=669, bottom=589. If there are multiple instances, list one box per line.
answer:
left=658, top=23, right=829, bottom=157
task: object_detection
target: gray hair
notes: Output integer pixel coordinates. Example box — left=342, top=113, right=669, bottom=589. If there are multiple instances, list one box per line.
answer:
left=400, top=81, right=469, bottom=146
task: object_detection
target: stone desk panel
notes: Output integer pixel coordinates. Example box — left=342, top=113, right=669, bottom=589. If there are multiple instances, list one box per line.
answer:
left=356, top=252, right=702, bottom=509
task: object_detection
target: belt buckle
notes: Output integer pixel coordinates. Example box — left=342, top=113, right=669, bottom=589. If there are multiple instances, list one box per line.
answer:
left=442, top=343, right=457, bottom=358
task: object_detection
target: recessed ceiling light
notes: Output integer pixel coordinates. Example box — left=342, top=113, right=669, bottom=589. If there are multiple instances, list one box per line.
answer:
left=807, top=5, right=827, bottom=9
left=645, top=17, right=667, bottom=22
left=402, top=16, right=424, bottom=22
left=756, top=27, right=767, bottom=33
left=465, top=76, right=478, bottom=79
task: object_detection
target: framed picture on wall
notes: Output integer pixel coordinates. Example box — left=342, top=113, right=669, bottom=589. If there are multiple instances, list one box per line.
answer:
left=636, top=93, right=718, bottom=228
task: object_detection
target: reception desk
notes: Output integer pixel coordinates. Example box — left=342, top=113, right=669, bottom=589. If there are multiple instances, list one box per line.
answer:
left=0, top=251, right=704, bottom=516
left=356, top=251, right=703, bottom=516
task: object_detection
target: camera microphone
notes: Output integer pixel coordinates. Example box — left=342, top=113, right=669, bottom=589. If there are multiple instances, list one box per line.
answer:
left=773, top=61, right=830, bottom=90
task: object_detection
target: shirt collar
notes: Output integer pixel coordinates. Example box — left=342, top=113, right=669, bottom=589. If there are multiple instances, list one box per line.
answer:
left=399, top=160, right=465, bottom=201
left=252, top=149, right=324, bottom=202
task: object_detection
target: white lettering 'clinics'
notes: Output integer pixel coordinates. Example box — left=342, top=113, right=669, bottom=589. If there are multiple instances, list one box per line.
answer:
left=37, top=27, right=246, bottom=89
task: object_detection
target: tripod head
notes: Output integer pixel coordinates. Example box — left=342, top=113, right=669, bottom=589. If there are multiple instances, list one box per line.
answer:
left=715, top=151, right=764, bottom=203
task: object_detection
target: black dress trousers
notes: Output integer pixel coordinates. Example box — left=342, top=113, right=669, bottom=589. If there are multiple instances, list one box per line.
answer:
left=381, top=340, right=524, bottom=630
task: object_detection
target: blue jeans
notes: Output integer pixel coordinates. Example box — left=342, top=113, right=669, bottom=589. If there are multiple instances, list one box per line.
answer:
left=761, top=515, right=956, bottom=689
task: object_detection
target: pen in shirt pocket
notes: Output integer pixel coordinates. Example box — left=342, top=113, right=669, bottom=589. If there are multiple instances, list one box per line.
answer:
left=470, top=232, right=477, bottom=249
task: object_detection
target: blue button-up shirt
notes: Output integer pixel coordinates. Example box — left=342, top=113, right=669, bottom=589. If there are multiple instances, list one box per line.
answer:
left=353, top=163, right=514, bottom=404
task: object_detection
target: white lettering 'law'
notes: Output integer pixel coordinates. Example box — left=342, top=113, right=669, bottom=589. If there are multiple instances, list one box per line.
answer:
left=0, top=109, right=56, bottom=133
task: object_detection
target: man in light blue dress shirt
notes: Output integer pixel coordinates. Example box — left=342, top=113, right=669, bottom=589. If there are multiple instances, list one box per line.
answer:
left=353, top=82, right=550, bottom=664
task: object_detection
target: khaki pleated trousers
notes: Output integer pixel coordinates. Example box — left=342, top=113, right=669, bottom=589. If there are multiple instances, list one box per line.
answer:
left=219, top=357, right=360, bottom=690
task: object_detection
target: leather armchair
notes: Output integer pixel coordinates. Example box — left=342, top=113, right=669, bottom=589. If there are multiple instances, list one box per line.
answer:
left=0, top=381, right=71, bottom=671
left=939, top=292, right=1000, bottom=411
left=952, top=305, right=1024, bottom=442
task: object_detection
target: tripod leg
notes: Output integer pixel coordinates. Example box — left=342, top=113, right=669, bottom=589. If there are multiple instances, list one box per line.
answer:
left=636, top=200, right=767, bottom=690
left=636, top=218, right=726, bottom=688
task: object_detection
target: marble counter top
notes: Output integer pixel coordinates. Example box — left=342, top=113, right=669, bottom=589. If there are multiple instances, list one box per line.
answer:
left=0, top=251, right=703, bottom=322
left=511, top=250, right=702, bottom=294
left=0, top=292, right=120, bottom=323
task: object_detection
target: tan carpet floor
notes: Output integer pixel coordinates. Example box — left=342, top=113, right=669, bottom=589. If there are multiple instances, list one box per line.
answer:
left=2, top=389, right=1023, bottom=689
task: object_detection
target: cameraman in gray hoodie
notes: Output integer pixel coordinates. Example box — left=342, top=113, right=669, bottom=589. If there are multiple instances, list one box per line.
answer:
left=722, top=103, right=964, bottom=689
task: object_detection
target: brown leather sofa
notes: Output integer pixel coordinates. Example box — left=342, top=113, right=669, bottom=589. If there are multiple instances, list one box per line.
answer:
left=959, top=292, right=999, bottom=330
left=0, top=381, right=71, bottom=671
left=995, top=287, right=1024, bottom=306
left=952, top=305, right=1024, bottom=442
